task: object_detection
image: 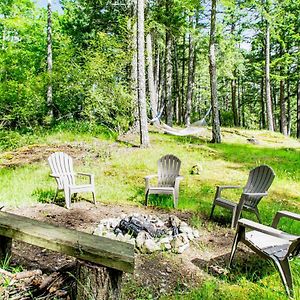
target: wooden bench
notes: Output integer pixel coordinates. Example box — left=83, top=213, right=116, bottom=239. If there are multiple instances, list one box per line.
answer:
left=0, top=211, right=135, bottom=299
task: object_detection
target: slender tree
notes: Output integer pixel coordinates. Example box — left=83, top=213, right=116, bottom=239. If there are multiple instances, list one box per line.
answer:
left=209, top=0, right=221, bottom=143
left=185, top=16, right=195, bottom=126
left=130, top=2, right=139, bottom=131
left=264, top=0, right=274, bottom=131
left=137, top=0, right=150, bottom=147
left=165, top=30, right=173, bottom=126
left=47, top=0, right=53, bottom=119
left=146, top=31, right=158, bottom=121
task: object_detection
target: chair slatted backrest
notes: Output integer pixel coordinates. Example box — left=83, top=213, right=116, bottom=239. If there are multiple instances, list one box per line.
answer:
left=157, top=155, right=181, bottom=187
left=243, top=165, right=275, bottom=208
left=48, top=152, right=75, bottom=189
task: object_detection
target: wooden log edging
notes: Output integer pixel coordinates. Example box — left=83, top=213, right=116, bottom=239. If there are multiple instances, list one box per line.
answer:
left=0, top=211, right=135, bottom=300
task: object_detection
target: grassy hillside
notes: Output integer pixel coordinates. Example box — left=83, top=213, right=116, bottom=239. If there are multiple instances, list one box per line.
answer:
left=0, top=123, right=299, bottom=299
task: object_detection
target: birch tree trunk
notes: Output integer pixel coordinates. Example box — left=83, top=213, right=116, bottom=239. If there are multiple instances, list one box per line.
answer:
left=137, top=0, right=150, bottom=147
left=130, top=4, right=139, bottom=132
left=264, top=5, right=274, bottom=131
left=181, top=34, right=186, bottom=124
left=185, top=18, right=195, bottom=126
left=47, top=0, right=53, bottom=119
left=260, top=76, right=266, bottom=128
left=209, top=0, right=221, bottom=143
left=165, top=30, right=173, bottom=126
left=146, top=32, right=158, bottom=121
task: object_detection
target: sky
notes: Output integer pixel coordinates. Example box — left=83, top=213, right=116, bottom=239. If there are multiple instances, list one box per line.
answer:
left=36, top=0, right=62, bottom=13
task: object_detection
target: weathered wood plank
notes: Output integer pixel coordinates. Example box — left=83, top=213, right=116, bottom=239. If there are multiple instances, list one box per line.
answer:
left=0, top=212, right=134, bottom=273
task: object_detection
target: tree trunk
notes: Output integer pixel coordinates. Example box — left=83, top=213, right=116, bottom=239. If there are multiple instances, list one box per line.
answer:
left=237, top=76, right=241, bottom=126
left=231, top=77, right=238, bottom=126
left=287, top=79, right=291, bottom=135
left=297, top=80, right=300, bottom=138
left=174, top=42, right=180, bottom=123
left=181, top=34, right=186, bottom=124
left=154, top=44, right=160, bottom=115
left=165, top=30, right=173, bottom=126
left=209, top=0, right=221, bottom=143
left=129, top=2, right=139, bottom=132
left=146, top=32, right=158, bottom=121
left=47, top=0, right=53, bottom=119
left=75, top=260, right=122, bottom=300
left=260, top=76, right=266, bottom=128
left=280, top=79, right=287, bottom=135
left=264, top=7, right=274, bottom=131
left=137, top=0, right=150, bottom=147
left=185, top=19, right=195, bottom=126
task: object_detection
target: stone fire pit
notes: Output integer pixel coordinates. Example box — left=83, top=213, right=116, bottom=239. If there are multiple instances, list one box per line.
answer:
left=93, top=214, right=200, bottom=254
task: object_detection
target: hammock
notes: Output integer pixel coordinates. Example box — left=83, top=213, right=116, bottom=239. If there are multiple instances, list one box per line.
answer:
left=152, top=106, right=211, bottom=137
left=156, top=122, right=205, bottom=136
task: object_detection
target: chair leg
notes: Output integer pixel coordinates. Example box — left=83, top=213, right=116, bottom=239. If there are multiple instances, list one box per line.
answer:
left=53, top=189, right=58, bottom=202
left=145, top=190, right=149, bottom=206
left=64, top=188, right=71, bottom=209
left=173, top=191, right=178, bottom=208
left=273, top=258, right=293, bottom=297
left=92, top=191, right=96, bottom=205
left=209, top=203, right=216, bottom=220
left=231, top=207, right=237, bottom=229
left=232, top=205, right=243, bottom=229
left=253, top=208, right=261, bottom=223
left=228, top=226, right=243, bottom=268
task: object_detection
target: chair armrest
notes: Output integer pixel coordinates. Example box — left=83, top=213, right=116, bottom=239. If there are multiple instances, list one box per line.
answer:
left=77, top=172, right=93, bottom=177
left=215, top=185, right=242, bottom=199
left=144, top=174, right=157, bottom=180
left=217, top=185, right=241, bottom=190
left=174, top=176, right=184, bottom=190
left=50, top=173, right=72, bottom=178
left=272, top=210, right=300, bottom=228
left=238, top=218, right=298, bottom=242
left=50, top=173, right=60, bottom=178
left=144, top=175, right=157, bottom=192
left=76, top=172, right=94, bottom=185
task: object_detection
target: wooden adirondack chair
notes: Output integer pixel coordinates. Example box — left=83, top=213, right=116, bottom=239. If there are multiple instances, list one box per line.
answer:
left=145, top=154, right=183, bottom=208
left=229, top=211, right=300, bottom=297
left=48, top=152, right=96, bottom=209
left=210, top=165, right=275, bottom=228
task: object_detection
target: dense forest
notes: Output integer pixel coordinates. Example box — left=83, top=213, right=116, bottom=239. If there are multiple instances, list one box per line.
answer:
left=0, top=0, right=299, bottom=144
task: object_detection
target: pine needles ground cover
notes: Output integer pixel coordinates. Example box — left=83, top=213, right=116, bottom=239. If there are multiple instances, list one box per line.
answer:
left=0, top=124, right=299, bottom=299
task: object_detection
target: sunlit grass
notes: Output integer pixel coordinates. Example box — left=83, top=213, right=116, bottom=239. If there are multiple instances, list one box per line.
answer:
left=0, top=124, right=300, bottom=299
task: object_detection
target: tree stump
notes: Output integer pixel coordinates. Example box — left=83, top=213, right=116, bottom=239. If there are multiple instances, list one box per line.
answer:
left=0, top=236, right=12, bottom=261
left=75, top=260, right=123, bottom=300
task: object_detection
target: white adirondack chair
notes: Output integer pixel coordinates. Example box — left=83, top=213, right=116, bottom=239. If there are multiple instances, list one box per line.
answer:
left=229, top=210, right=300, bottom=297
left=48, top=152, right=96, bottom=209
left=145, top=154, right=183, bottom=208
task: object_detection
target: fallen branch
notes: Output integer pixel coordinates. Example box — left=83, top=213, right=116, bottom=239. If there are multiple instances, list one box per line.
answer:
left=14, top=269, right=42, bottom=280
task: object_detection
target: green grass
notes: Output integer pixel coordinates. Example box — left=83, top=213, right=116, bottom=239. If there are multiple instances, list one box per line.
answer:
left=0, top=123, right=299, bottom=299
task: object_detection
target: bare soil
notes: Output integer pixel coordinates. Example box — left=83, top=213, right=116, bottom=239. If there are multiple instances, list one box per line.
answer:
left=3, top=201, right=236, bottom=299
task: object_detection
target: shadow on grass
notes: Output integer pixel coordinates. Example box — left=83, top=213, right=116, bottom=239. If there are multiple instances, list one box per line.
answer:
left=193, top=251, right=278, bottom=284
left=32, top=188, right=95, bottom=208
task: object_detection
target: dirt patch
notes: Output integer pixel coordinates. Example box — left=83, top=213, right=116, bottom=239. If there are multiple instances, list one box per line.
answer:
left=2, top=202, right=237, bottom=299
